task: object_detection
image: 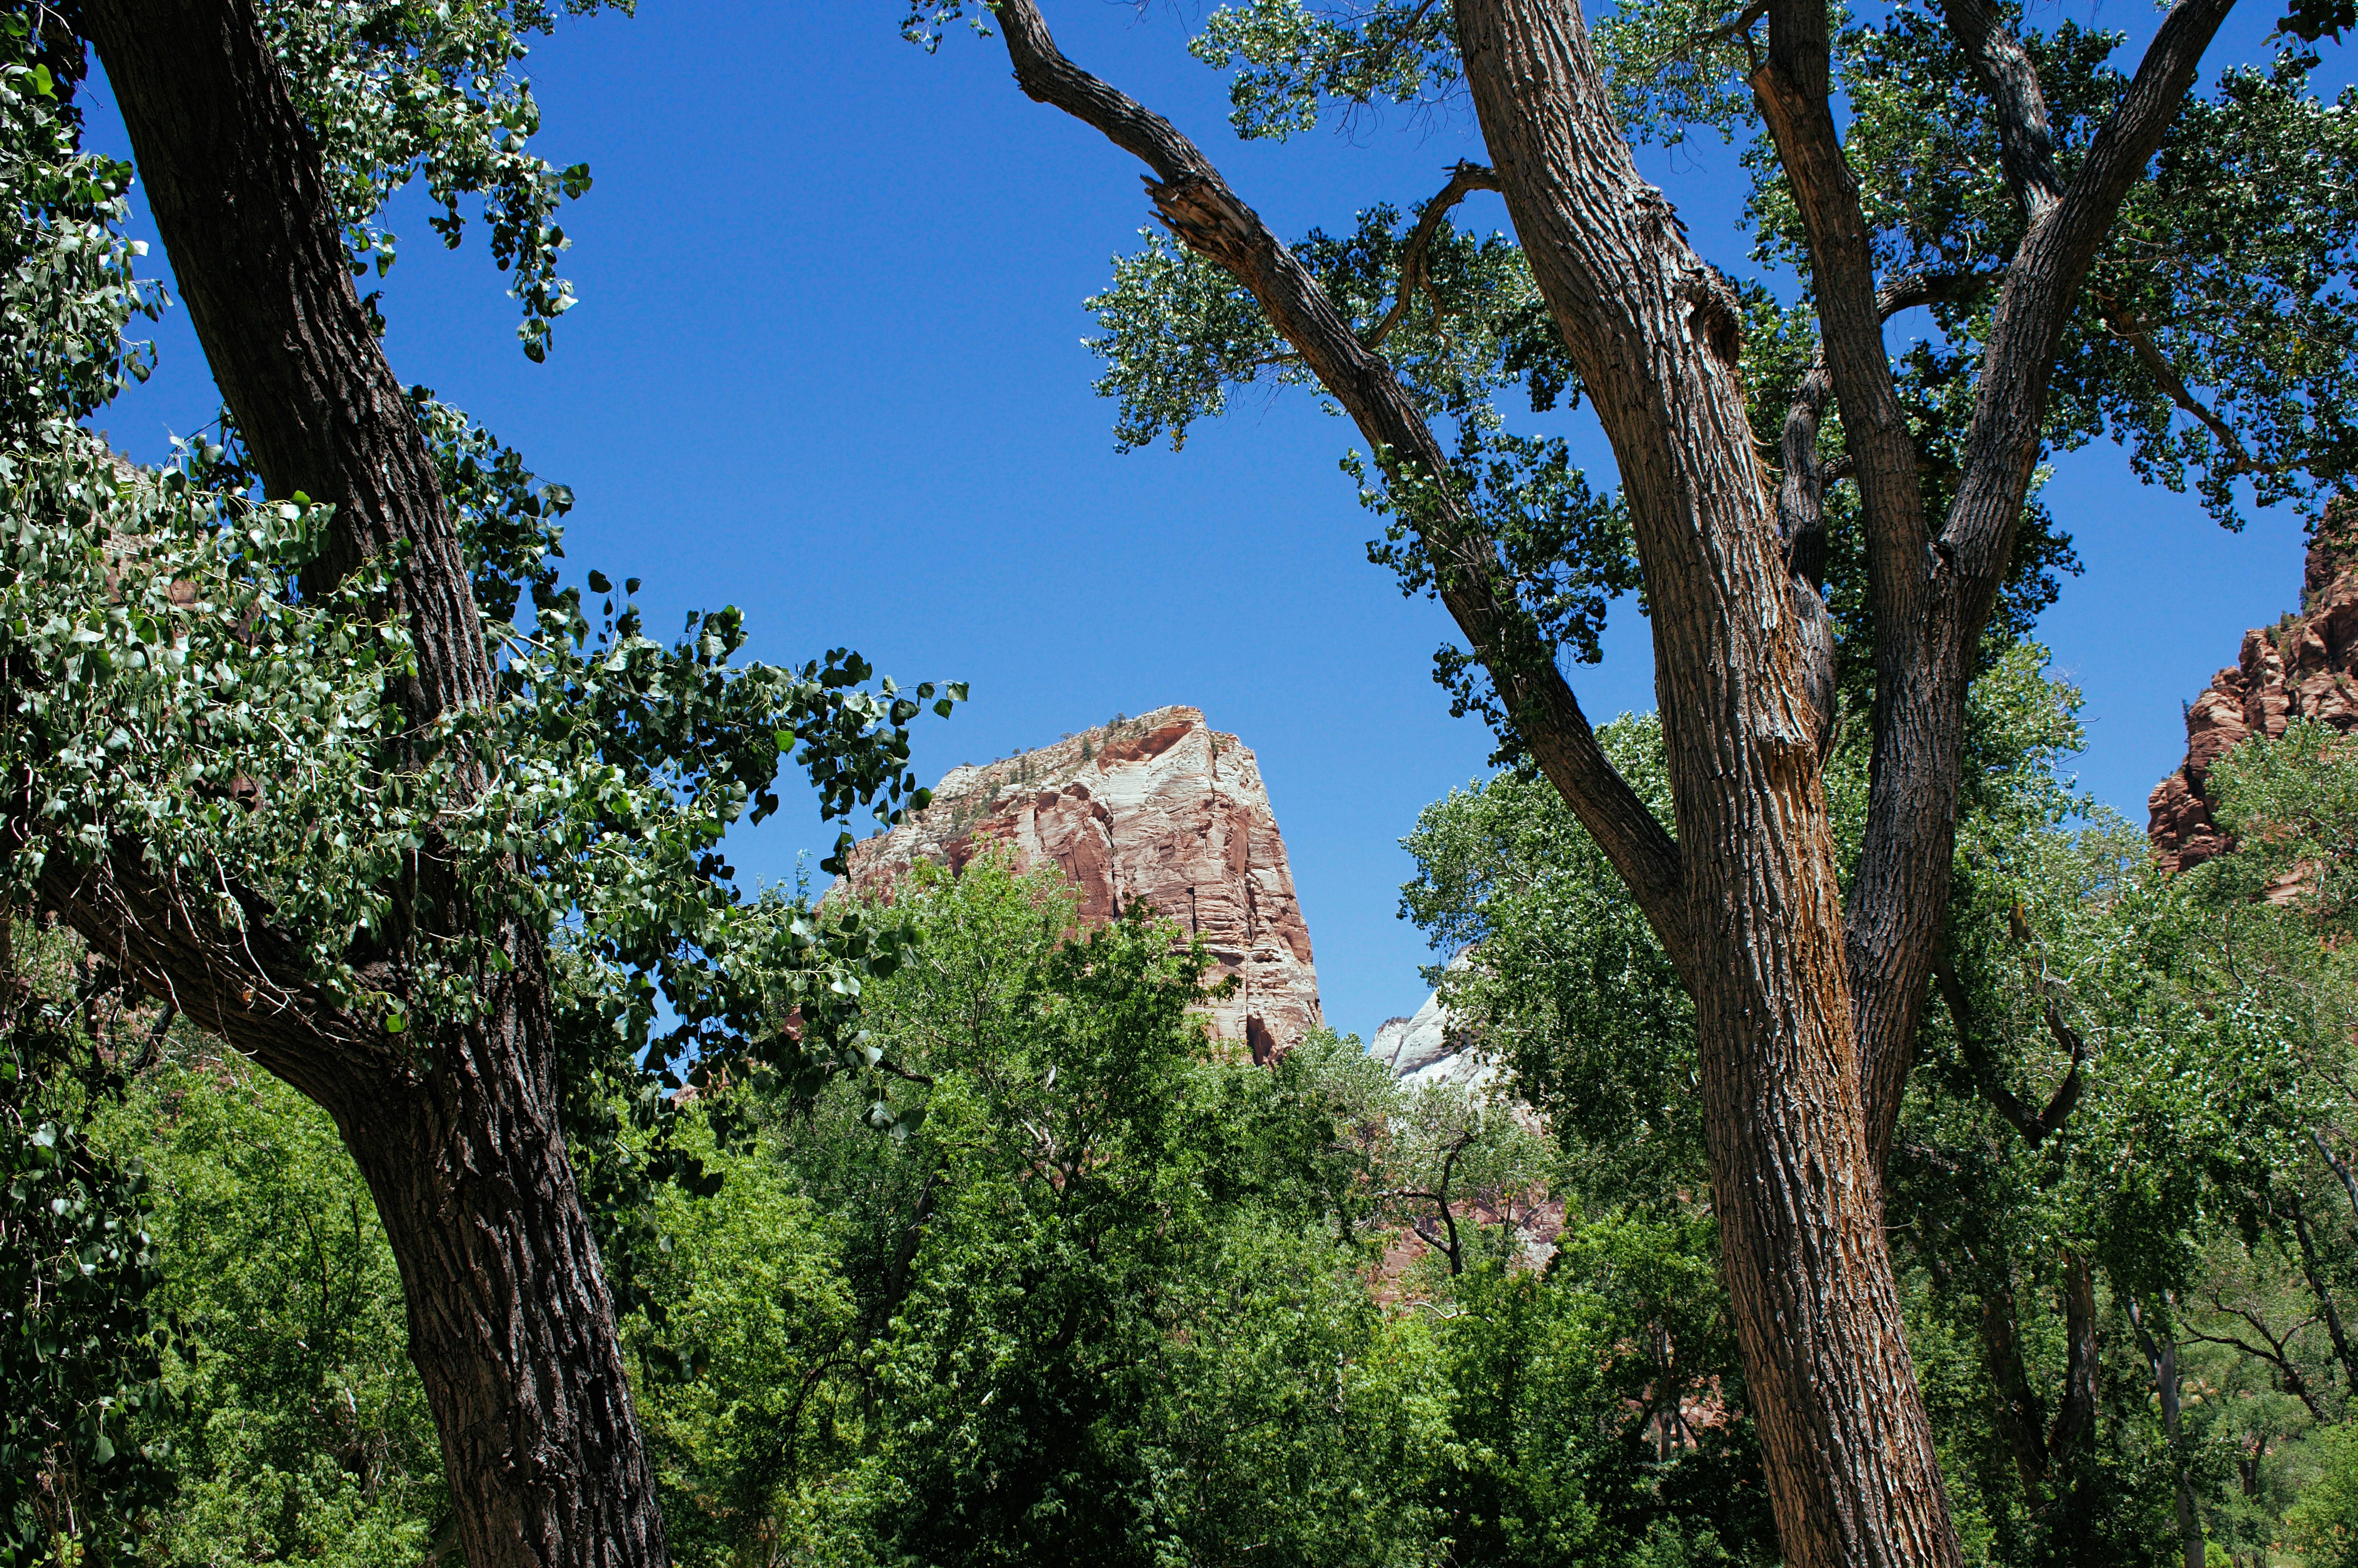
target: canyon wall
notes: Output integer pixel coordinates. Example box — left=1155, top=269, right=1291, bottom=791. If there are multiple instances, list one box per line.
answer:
left=2149, top=506, right=2358, bottom=870
left=841, top=705, right=1324, bottom=1059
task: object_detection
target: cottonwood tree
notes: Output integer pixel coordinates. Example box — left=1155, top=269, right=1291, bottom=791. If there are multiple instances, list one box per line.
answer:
left=8, top=3, right=956, bottom=1564
left=909, top=0, right=2358, bottom=1561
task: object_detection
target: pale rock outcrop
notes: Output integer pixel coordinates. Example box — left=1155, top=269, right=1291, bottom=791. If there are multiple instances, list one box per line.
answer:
left=2150, top=502, right=2358, bottom=870
left=1372, top=952, right=1493, bottom=1090
left=842, top=706, right=1323, bottom=1058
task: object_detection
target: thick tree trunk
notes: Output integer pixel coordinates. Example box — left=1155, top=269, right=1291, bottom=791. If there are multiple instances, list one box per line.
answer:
left=1979, top=1287, right=2049, bottom=1502
left=329, top=993, right=663, bottom=1568
left=1447, top=4, right=1962, bottom=1564
left=975, top=0, right=2232, bottom=1562
left=71, top=3, right=667, bottom=1563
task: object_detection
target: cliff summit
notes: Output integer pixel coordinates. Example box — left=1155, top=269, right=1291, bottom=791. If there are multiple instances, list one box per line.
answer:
left=843, top=705, right=1325, bottom=1059
left=2149, top=503, right=2358, bottom=871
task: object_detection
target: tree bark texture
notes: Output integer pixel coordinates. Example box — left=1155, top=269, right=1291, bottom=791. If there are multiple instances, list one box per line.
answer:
left=62, top=4, right=667, bottom=1564
left=987, top=0, right=1691, bottom=955
left=970, top=0, right=2244, bottom=1559
left=1445, top=6, right=1960, bottom=1562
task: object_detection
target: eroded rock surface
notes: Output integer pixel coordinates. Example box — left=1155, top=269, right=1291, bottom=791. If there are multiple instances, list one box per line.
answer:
left=842, top=705, right=1323, bottom=1058
left=1372, top=952, right=1491, bottom=1090
left=2150, top=506, right=2358, bottom=870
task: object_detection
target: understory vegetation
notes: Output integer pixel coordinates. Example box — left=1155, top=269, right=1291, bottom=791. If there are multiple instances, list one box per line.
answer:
left=23, top=855, right=1771, bottom=1568
left=16, top=0, right=2358, bottom=1559
left=20, top=671, right=2358, bottom=1565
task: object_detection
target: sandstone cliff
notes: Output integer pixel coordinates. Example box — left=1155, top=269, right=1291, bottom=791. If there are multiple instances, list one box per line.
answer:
left=842, top=706, right=1324, bottom=1059
left=2149, top=506, right=2358, bottom=871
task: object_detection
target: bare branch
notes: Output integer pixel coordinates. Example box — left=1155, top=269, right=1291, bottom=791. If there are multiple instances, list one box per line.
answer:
left=1366, top=160, right=1502, bottom=350
left=2096, top=291, right=2319, bottom=482
left=990, top=0, right=1689, bottom=955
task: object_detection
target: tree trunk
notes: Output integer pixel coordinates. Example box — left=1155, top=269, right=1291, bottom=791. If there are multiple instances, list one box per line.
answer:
left=70, top=3, right=667, bottom=1562
left=2130, top=1297, right=2206, bottom=1568
left=973, top=0, right=2234, bottom=1560
left=1979, top=1287, right=2049, bottom=1502
left=328, top=1002, right=663, bottom=1568
left=1447, top=4, right=1962, bottom=1563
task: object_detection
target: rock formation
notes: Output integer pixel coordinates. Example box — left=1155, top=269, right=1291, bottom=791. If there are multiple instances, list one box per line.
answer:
left=2149, top=505, right=2358, bottom=871
left=1371, top=951, right=1492, bottom=1090
left=841, top=705, right=1324, bottom=1059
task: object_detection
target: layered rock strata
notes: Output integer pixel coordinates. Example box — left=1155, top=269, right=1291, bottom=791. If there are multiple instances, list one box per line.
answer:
left=842, top=706, right=1324, bottom=1058
left=2149, top=507, right=2358, bottom=871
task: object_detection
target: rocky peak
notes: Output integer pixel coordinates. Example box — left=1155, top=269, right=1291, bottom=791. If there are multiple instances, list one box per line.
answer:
left=1371, top=950, right=1491, bottom=1090
left=2150, top=502, right=2358, bottom=871
left=842, top=705, right=1324, bottom=1059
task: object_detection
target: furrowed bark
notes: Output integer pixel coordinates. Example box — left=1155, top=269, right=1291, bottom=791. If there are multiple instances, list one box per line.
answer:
left=982, top=0, right=2233, bottom=1562
left=1775, top=361, right=1840, bottom=757
left=986, top=0, right=1688, bottom=954
left=68, top=3, right=667, bottom=1564
left=1446, top=2, right=1958, bottom=1563
left=1749, top=0, right=1950, bottom=1182
left=1939, top=0, right=2065, bottom=226
left=1842, top=0, right=2238, bottom=1170
left=1747, top=0, right=1936, bottom=949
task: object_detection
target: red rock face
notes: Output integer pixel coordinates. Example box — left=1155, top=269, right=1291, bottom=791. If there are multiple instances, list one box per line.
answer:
left=2150, top=504, right=2358, bottom=870
left=842, top=705, right=1324, bottom=1057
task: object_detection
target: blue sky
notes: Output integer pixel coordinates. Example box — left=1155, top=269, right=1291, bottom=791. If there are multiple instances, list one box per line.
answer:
left=83, top=1, right=2329, bottom=1040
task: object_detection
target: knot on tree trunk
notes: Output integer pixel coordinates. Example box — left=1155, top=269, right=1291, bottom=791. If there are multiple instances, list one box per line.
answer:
left=1676, top=268, right=1746, bottom=371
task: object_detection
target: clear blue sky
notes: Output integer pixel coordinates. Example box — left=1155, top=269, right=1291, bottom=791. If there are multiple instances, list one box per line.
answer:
left=82, top=2, right=2328, bottom=1041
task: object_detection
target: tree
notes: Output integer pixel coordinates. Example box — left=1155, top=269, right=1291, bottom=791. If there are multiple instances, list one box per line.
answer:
left=912, top=0, right=2349, bottom=1558
left=6, top=4, right=958, bottom=1564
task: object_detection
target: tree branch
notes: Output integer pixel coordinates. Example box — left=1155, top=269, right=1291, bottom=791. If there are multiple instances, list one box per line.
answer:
left=33, top=828, right=390, bottom=1113
left=2187, top=1291, right=2328, bottom=1419
left=2096, top=290, right=2315, bottom=481
left=1938, top=0, right=2065, bottom=225
left=1977, top=1284, right=2051, bottom=1500
left=1366, top=161, right=1502, bottom=349
left=2289, top=1193, right=2358, bottom=1393
left=1931, top=953, right=2084, bottom=1147
left=2048, top=1252, right=2098, bottom=1458
left=1747, top=0, right=1931, bottom=681
left=2313, top=1126, right=2358, bottom=1220
left=989, top=0, right=1688, bottom=955
left=82, top=0, right=493, bottom=736
left=1941, top=0, right=2241, bottom=577
left=1845, top=0, right=2237, bottom=1179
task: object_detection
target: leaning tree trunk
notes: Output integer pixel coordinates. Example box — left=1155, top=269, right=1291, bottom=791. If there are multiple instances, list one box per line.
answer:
left=1447, top=5, right=1963, bottom=1562
left=69, top=2, right=669, bottom=1563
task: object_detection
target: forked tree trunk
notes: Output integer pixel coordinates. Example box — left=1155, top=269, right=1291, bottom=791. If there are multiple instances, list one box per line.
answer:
left=69, top=3, right=669, bottom=1563
left=1445, top=4, right=1964, bottom=1562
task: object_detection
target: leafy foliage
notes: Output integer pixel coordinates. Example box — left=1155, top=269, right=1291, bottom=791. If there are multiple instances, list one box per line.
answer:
left=260, top=0, right=630, bottom=359
left=1, top=927, right=174, bottom=1568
